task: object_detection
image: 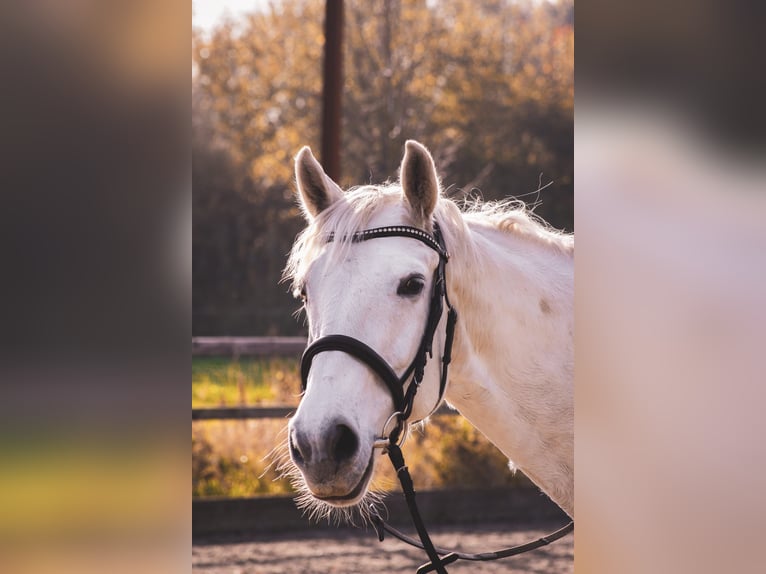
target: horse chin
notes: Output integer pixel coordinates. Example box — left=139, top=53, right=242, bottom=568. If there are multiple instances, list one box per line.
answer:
left=307, top=450, right=376, bottom=508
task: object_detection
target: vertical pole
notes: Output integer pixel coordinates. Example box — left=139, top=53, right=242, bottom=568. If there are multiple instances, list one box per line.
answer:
left=321, top=0, right=343, bottom=182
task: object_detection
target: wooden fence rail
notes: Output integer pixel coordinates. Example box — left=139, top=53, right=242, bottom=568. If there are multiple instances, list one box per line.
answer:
left=192, top=336, right=307, bottom=357
left=192, top=337, right=460, bottom=420
left=192, top=404, right=455, bottom=421
left=192, top=406, right=295, bottom=420
left=193, top=487, right=567, bottom=537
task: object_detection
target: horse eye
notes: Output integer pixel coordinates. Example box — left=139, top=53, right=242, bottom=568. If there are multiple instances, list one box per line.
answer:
left=397, top=275, right=425, bottom=297
left=299, top=287, right=307, bottom=303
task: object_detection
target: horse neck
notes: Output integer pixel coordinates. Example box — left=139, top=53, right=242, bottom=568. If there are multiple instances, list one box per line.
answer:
left=444, top=222, right=574, bottom=516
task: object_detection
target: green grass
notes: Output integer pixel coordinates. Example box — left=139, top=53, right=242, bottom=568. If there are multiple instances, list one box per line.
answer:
left=192, top=357, right=302, bottom=497
left=192, top=357, right=301, bottom=408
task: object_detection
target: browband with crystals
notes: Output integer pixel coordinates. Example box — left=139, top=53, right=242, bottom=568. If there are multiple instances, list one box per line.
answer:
left=326, top=225, right=449, bottom=260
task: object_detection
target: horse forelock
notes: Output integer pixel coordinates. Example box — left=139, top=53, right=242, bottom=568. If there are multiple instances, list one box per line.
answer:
left=283, top=185, right=402, bottom=294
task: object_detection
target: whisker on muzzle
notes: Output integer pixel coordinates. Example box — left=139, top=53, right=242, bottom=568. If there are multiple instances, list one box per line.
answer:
left=269, top=429, right=387, bottom=527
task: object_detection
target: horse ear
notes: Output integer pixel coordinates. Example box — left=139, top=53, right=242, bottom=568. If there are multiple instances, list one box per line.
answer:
left=400, top=140, right=440, bottom=226
left=295, top=146, right=343, bottom=220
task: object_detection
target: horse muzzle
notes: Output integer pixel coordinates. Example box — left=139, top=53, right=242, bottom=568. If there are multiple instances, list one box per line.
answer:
left=288, top=418, right=375, bottom=504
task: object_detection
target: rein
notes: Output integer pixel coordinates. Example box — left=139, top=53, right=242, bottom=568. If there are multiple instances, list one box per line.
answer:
left=299, top=222, right=573, bottom=574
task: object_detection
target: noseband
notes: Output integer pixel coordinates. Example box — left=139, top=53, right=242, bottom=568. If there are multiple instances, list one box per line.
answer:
left=297, top=221, right=572, bottom=574
left=300, top=222, right=457, bottom=446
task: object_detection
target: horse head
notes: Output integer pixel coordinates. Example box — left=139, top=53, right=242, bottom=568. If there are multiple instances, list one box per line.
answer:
left=285, top=141, right=449, bottom=510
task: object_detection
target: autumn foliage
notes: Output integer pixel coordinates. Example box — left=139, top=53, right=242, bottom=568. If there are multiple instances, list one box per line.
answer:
left=193, top=0, right=573, bottom=335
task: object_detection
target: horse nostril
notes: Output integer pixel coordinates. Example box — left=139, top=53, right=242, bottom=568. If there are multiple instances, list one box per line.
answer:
left=330, top=424, right=359, bottom=464
left=289, top=429, right=310, bottom=466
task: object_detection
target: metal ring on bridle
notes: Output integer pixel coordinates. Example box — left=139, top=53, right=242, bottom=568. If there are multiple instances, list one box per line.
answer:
left=374, top=411, right=410, bottom=450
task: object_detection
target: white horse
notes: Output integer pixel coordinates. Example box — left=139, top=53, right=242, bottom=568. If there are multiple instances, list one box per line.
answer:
left=283, top=140, right=573, bottom=520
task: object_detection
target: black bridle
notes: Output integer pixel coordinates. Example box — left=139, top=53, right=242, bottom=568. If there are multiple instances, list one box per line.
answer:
left=299, top=222, right=573, bottom=574
left=301, top=222, right=457, bottom=440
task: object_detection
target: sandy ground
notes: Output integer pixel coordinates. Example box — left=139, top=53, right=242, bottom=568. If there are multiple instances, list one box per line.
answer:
left=193, top=520, right=573, bottom=573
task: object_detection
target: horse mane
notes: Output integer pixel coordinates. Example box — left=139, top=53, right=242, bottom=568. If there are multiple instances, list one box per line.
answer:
left=459, top=197, right=574, bottom=254
left=284, top=184, right=573, bottom=294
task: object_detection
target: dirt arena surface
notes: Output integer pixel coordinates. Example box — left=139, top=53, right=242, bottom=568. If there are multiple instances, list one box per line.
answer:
left=193, top=519, right=573, bottom=573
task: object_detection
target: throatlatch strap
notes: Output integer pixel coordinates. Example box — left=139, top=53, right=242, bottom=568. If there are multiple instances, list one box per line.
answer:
left=439, top=308, right=457, bottom=400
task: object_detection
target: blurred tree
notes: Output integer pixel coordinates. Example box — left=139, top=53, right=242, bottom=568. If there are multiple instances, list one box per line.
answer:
left=193, top=0, right=573, bottom=336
